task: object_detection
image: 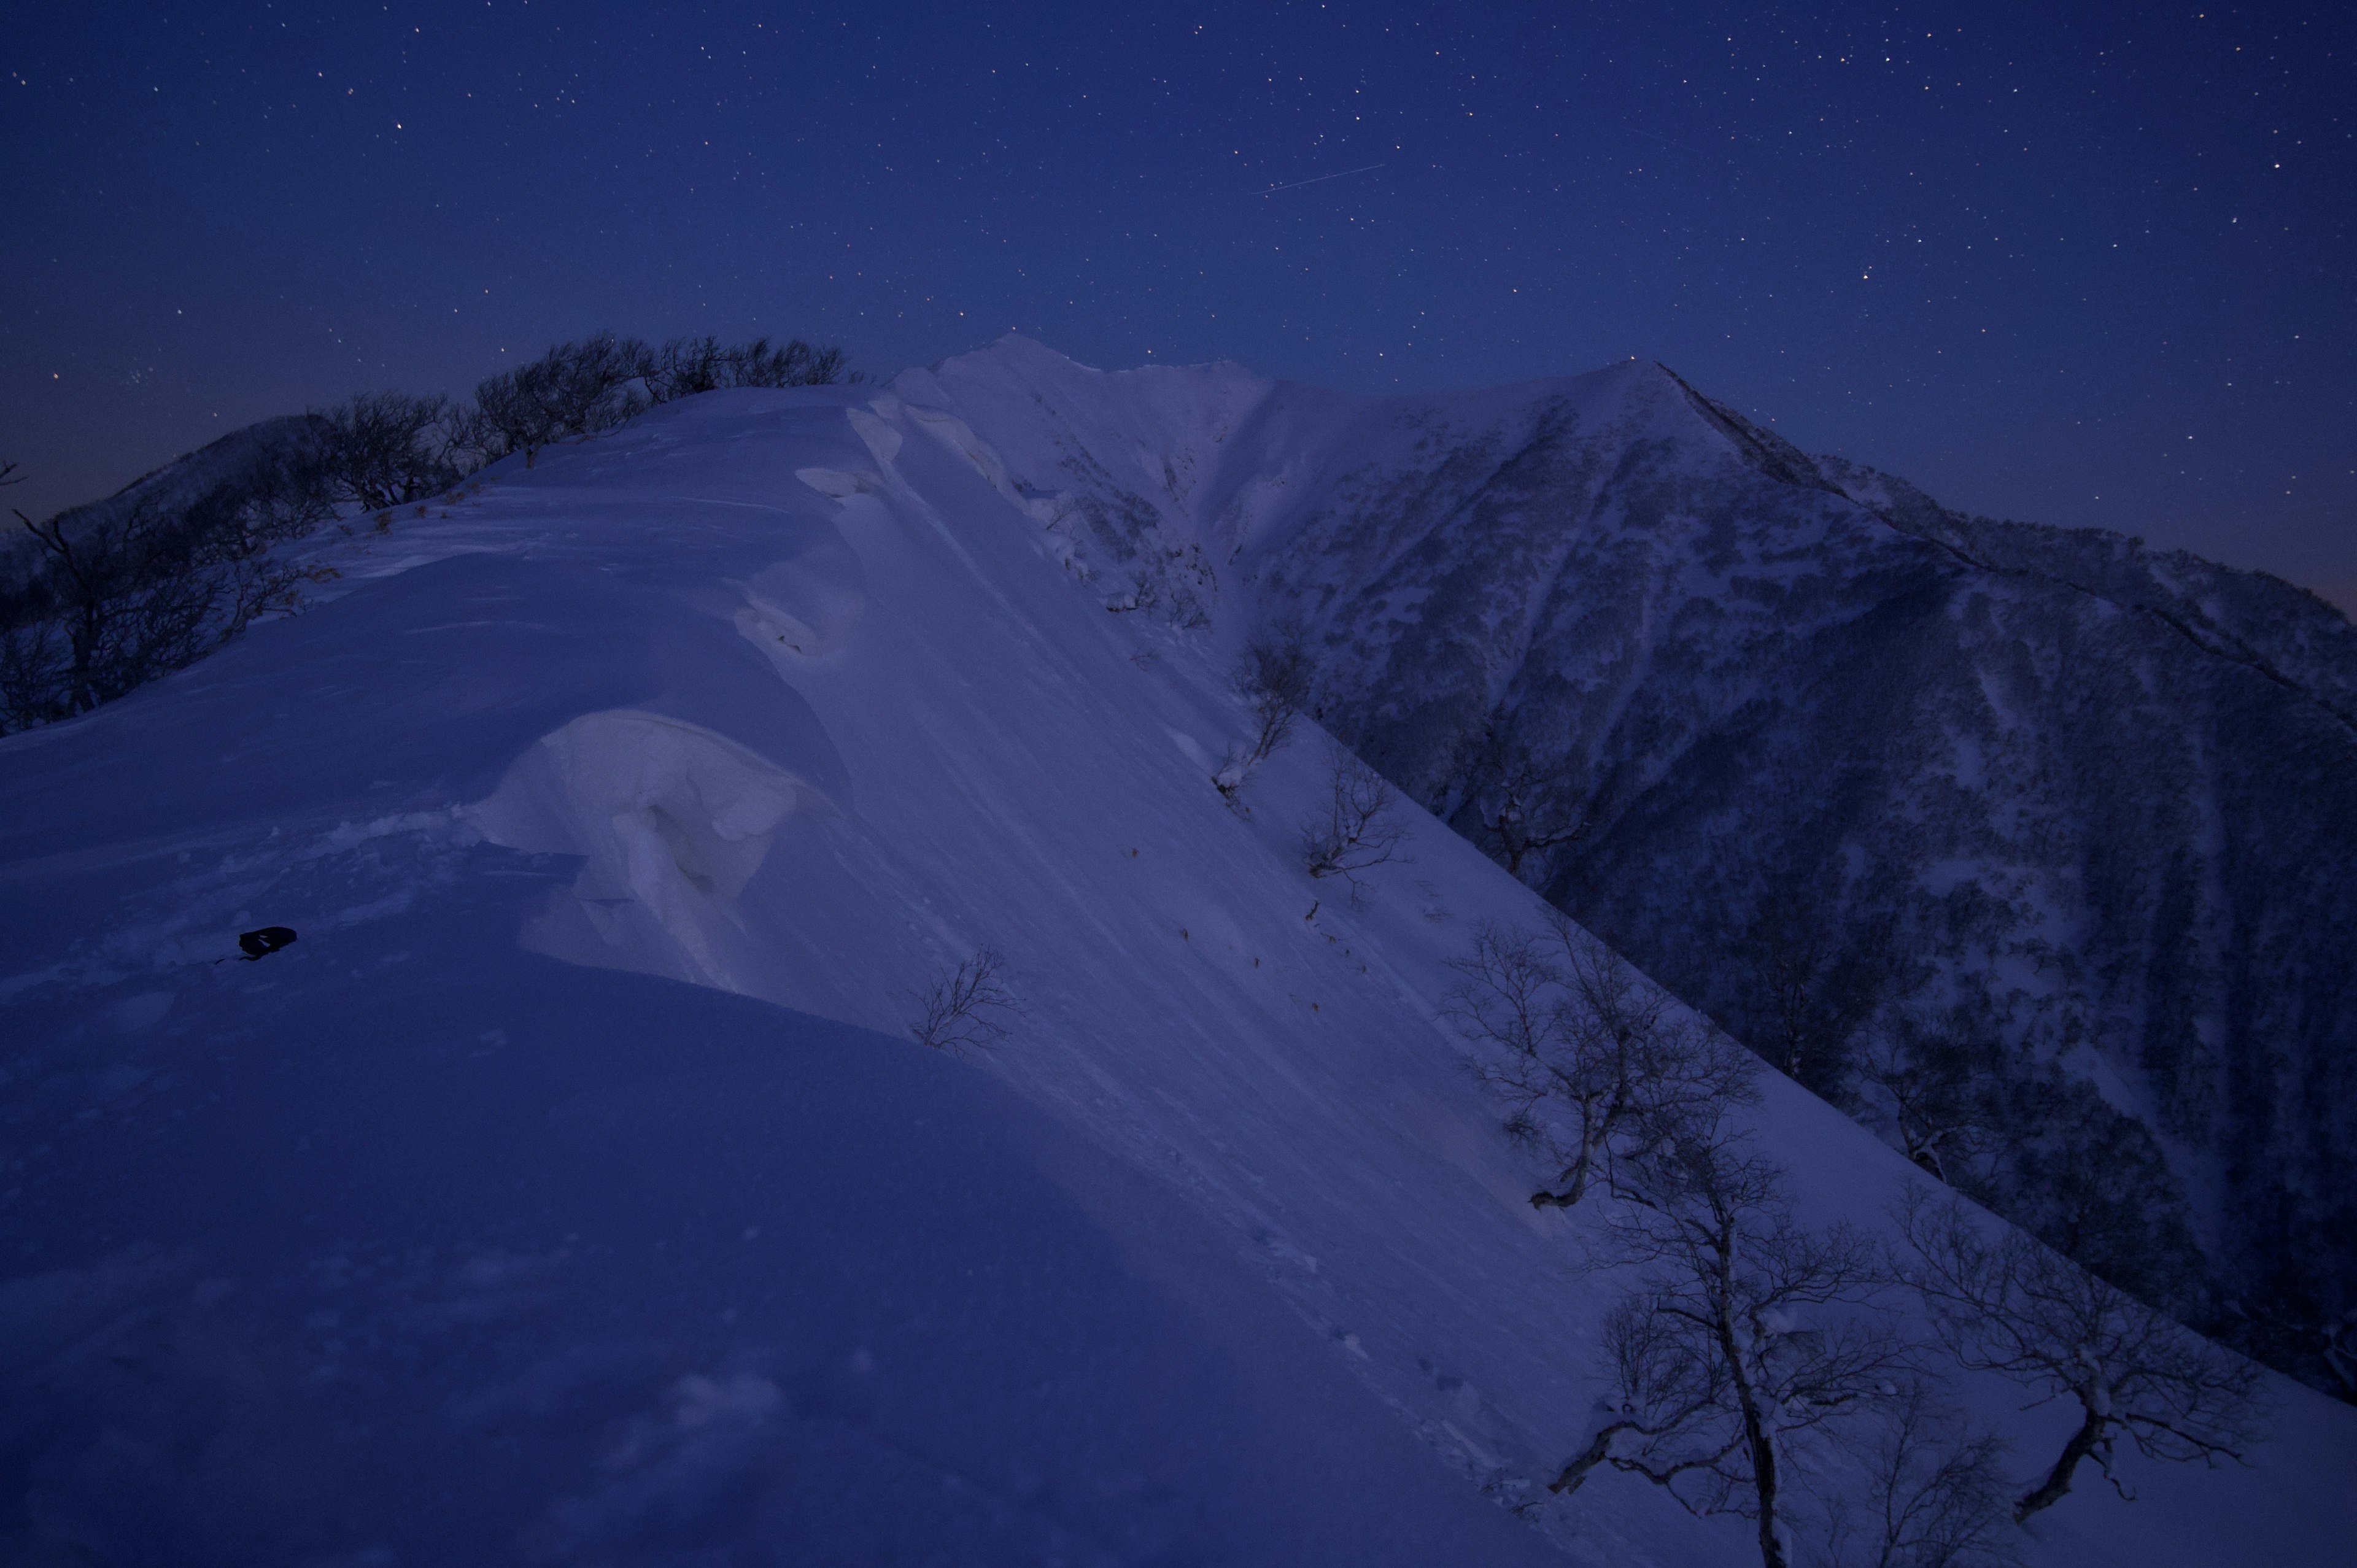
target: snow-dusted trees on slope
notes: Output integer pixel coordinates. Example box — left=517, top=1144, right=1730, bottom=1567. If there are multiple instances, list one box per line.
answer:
left=1550, top=1126, right=1914, bottom=1568
left=1215, top=627, right=1312, bottom=805
left=1826, top=1377, right=2020, bottom=1568
left=1446, top=912, right=2230, bottom=1559
left=1, top=408, right=436, bottom=730
left=4, top=331, right=852, bottom=732
left=1299, top=743, right=1407, bottom=896
left=1852, top=1008, right=2005, bottom=1184
left=1446, top=914, right=1756, bottom=1209
left=3, top=386, right=470, bottom=730
left=2, top=460, right=327, bottom=731
left=1525, top=1041, right=2269, bottom=1558
left=1894, top=1192, right=2266, bottom=1524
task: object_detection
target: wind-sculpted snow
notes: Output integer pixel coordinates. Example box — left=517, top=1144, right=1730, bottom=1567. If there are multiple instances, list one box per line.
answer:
left=466, top=708, right=837, bottom=994
left=1, top=347, right=2351, bottom=1564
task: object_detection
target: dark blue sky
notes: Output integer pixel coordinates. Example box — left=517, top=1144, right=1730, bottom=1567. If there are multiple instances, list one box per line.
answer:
left=6, top=2, right=2352, bottom=606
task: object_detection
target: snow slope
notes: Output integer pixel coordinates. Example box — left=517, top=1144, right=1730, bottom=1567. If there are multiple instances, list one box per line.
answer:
left=1, top=344, right=2350, bottom=1564
left=897, top=338, right=2357, bottom=1389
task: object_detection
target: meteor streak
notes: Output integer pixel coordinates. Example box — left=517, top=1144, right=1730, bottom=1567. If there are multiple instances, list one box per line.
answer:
left=1253, top=163, right=1385, bottom=196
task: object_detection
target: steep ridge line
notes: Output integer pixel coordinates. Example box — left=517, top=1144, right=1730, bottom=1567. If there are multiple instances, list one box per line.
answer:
left=1663, top=364, right=2357, bottom=744
left=1843, top=489, right=2357, bottom=744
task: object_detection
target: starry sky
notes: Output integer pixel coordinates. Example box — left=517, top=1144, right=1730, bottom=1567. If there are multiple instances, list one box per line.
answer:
left=5, top=1, right=2353, bottom=607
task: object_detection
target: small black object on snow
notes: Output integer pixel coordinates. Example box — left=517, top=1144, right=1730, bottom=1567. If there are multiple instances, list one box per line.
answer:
left=237, top=926, right=298, bottom=961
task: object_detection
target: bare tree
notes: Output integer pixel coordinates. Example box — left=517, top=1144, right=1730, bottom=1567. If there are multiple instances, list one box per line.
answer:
left=1467, top=720, right=1590, bottom=880
left=6, top=483, right=115, bottom=717
left=907, top=948, right=1024, bottom=1054
left=1447, top=914, right=1757, bottom=1209
left=462, top=332, right=849, bottom=469
left=1299, top=743, right=1407, bottom=896
left=1447, top=920, right=1562, bottom=1081
left=1821, top=1377, right=2019, bottom=1568
left=467, top=333, right=648, bottom=468
left=0, top=623, right=54, bottom=730
left=5, top=480, right=320, bottom=729
left=0, top=462, right=43, bottom=725
left=1215, top=625, right=1313, bottom=802
left=306, top=390, right=462, bottom=509
left=1552, top=1128, right=1910, bottom=1568
left=641, top=334, right=731, bottom=402
left=1894, top=1192, right=2266, bottom=1524
left=640, top=334, right=848, bottom=403
left=2302, top=1307, right=2353, bottom=1404
left=731, top=336, right=846, bottom=388
left=1103, top=571, right=1160, bottom=617
left=1854, top=1013, right=2000, bottom=1186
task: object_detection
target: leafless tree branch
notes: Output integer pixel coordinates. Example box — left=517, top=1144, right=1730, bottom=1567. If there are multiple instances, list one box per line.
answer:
left=1447, top=914, right=1757, bottom=1208
left=1892, top=1191, right=2267, bottom=1524
left=1299, top=743, right=1407, bottom=897
left=1553, top=1124, right=1912, bottom=1568
left=907, top=948, right=1025, bottom=1054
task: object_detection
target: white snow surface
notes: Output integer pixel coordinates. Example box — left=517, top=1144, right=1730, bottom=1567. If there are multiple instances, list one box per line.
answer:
left=0, top=339, right=2348, bottom=1565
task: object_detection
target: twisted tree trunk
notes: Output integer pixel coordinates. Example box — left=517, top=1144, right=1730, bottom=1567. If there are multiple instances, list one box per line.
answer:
left=2014, top=1395, right=2109, bottom=1523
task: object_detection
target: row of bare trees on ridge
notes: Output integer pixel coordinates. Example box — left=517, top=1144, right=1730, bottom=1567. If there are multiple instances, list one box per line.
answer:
left=2, top=334, right=848, bottom=733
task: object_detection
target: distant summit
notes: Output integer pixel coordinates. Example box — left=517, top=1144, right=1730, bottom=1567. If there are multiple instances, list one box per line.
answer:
left=0, top=415, right=317, bottom=581
left=909, top=336, right=2357, bottom=1398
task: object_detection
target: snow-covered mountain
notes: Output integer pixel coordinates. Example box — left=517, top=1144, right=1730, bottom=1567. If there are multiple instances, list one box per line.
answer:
left=900, top=339, right=2357, bottom=1392
left=1, top=339, right=2349, bottom=1564
left=0, top=415, right=317, bottom=582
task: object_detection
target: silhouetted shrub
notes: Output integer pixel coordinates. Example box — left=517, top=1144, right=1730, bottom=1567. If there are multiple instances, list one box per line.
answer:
left=465, top=333, right=646, bottom=468
left=305, top=391, right=462, bottom=509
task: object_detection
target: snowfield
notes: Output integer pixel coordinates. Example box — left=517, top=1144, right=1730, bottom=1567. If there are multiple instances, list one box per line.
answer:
left=1, top=341, right=2349, bottom=1564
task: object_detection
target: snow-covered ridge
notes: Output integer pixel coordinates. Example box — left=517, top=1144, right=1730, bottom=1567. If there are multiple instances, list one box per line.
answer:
left=0, top=340, right=2348, bottom=1563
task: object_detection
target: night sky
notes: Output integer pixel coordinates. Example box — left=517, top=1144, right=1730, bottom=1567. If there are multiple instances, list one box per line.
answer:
left=6, top=2, right=2352, bottom=608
